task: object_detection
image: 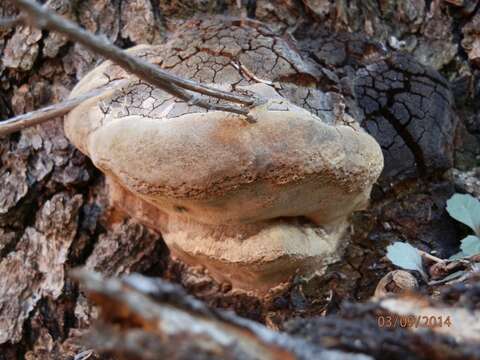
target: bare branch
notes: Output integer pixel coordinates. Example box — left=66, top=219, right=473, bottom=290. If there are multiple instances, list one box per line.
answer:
left=0, top=16, right=24, bottom=28
left=11, top=0, right=257, bottom=119
left=0, top=80, right=128, bottom=138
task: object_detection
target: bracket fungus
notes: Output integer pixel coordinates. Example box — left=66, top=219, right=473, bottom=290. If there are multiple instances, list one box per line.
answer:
left=65, top=19, right=383, bottom=295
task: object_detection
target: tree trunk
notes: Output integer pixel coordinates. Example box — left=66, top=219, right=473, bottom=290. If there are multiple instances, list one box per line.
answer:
left=1, top=0, right=479, bottom=359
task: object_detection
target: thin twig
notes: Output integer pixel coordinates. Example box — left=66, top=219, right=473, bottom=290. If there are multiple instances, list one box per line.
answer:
left=0, top=15, right=24, bottom=28
left=418, top=250, right=444, bottom=263
left=231, top=61, right=278, bottom=88
left=0, top=80, right=128, bottom=137
left=11, top=0, right=258, bottom=119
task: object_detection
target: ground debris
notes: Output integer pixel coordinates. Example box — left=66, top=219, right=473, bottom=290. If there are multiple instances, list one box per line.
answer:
left=286, top=291, right=480, bottom=360
left=73, top=269, right=370, bottom=360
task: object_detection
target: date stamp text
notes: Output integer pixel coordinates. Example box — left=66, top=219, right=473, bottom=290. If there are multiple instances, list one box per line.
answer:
left=377, top=315, right=452, bottom=329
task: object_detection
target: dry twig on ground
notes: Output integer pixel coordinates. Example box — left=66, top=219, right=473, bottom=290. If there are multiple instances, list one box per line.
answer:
left=0, top=15, right=23, bottom=28
left=0, top=80, right=128, bottom=137
left=0, top=0, right=259, bottom=137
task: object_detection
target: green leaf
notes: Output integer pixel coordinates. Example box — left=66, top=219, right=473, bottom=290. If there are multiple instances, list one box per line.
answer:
left=460, top=235, right=480, bottom=257
left=386, top=242, right=426, bottom=280
left=449, top=251, right=466, bottom=260
left=446, top=193, right=480, bottom=236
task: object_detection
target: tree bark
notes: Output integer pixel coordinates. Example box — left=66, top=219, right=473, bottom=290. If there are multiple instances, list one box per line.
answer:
left=1, top=0, right=479, bottom=359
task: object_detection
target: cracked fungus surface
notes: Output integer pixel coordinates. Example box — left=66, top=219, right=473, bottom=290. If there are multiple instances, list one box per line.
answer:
left=66, top=17, right=453, bottom=201
left=80, top=18, right=348, bottom=125
left=65, top=18, right=384, bottom=201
